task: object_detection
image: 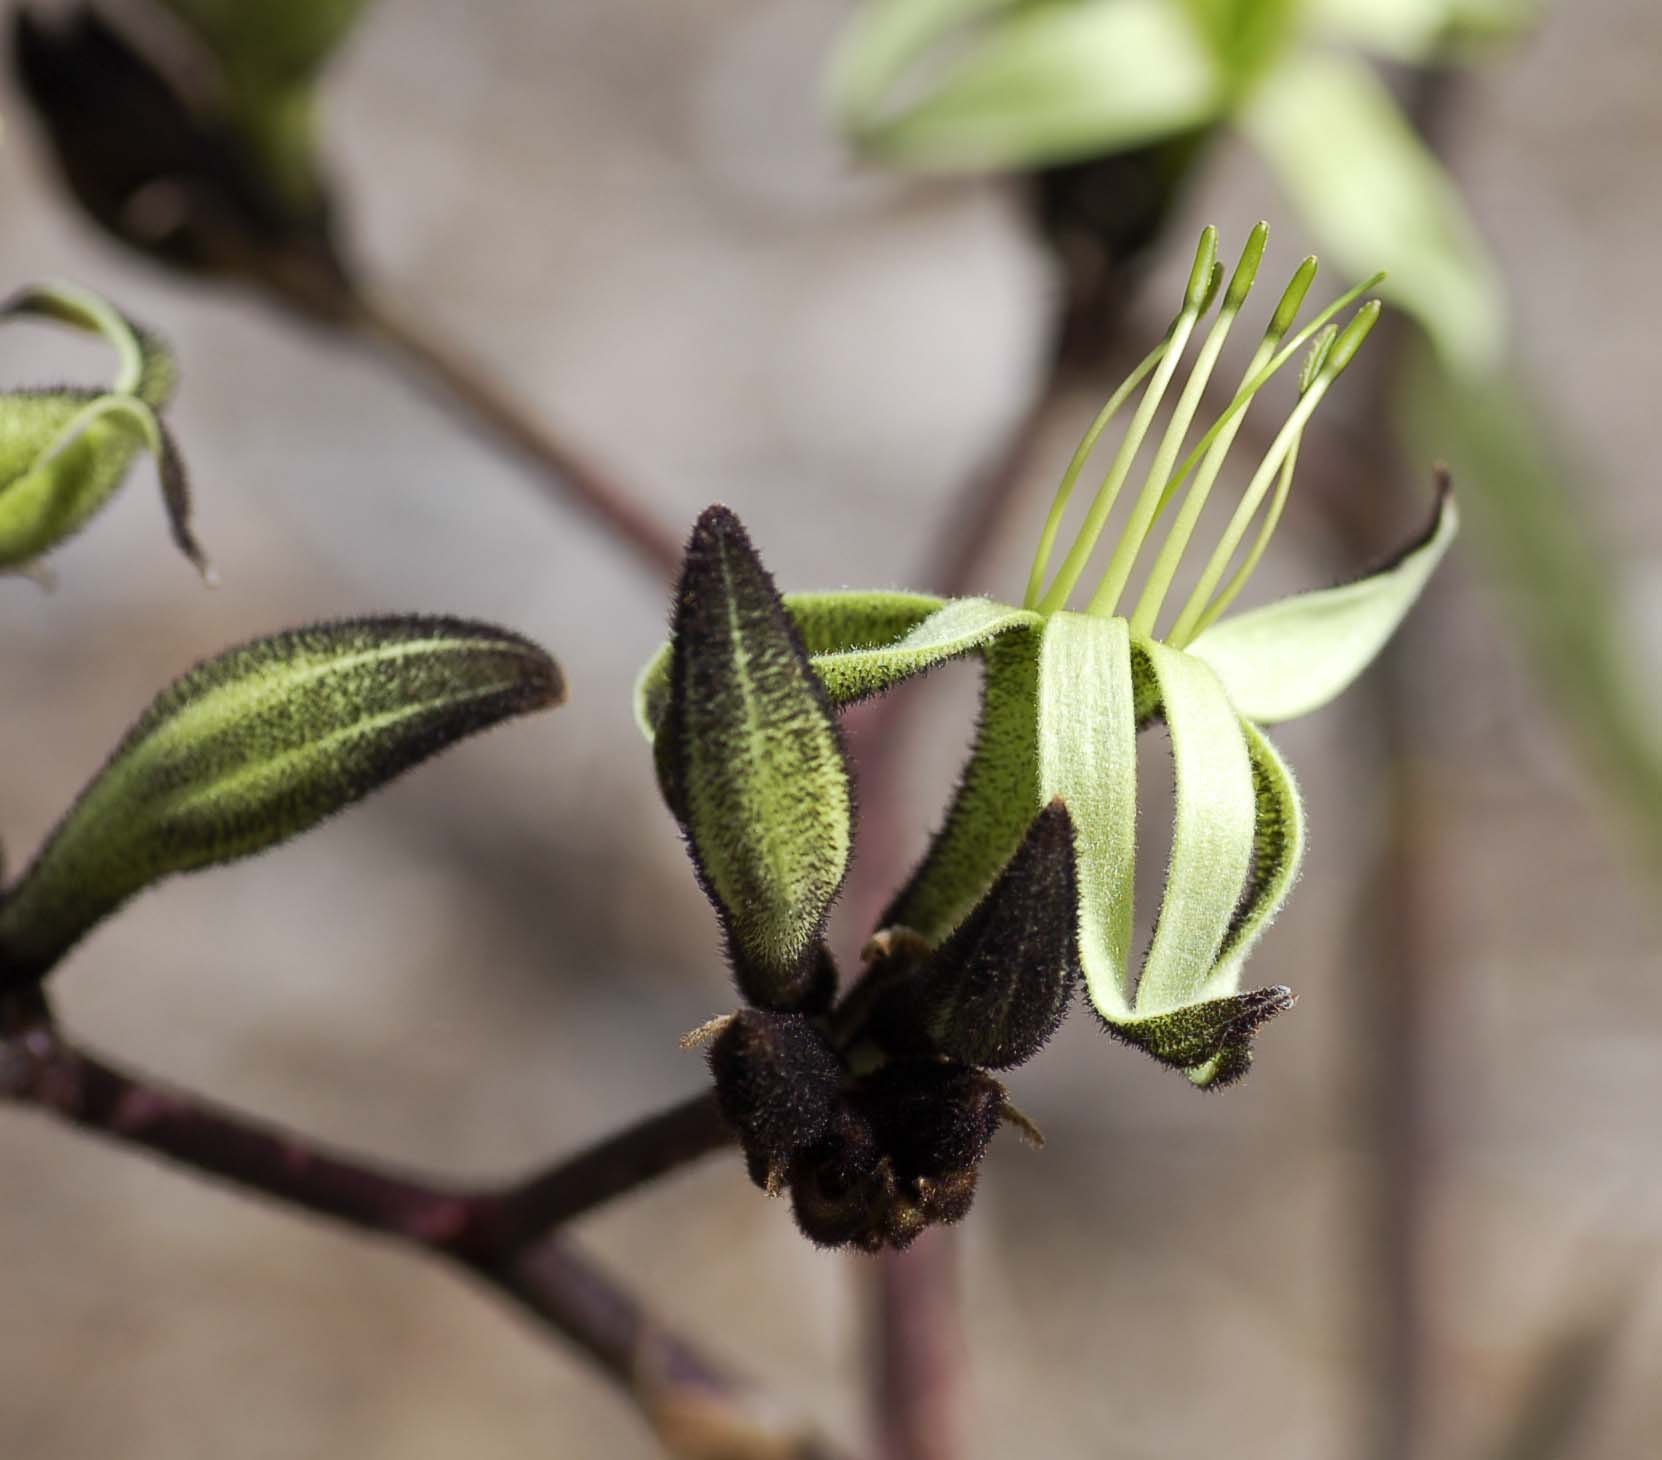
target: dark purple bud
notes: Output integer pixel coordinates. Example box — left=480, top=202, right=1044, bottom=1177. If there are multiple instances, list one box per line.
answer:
left=872, top=801, right=1079, bottom=1068
left=707, top=1010, right=845, bottom=1190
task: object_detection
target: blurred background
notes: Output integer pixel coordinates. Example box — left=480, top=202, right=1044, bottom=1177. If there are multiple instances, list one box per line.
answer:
left=1, top=1, right=1658, bottom=1456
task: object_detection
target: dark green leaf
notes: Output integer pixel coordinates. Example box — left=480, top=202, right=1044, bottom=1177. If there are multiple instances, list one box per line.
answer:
left=0, top=616, right=561, bottom=984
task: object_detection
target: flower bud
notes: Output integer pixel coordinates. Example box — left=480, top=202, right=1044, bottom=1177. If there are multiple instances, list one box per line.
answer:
left=14, top=8, right=354, bottom=317
left=0, top=616, right=562, bottom=985
left=656, top=507, right=855, bottom=1012
left=708, top=1010, right=846, bottom=1192
left=788, top=1104, right=891, bottom=1252
left=871, top=800, right=1078, bottom=1069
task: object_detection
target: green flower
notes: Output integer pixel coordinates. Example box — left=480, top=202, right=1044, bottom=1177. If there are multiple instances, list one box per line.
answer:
left=641, top=225, right=1455, bottom=1089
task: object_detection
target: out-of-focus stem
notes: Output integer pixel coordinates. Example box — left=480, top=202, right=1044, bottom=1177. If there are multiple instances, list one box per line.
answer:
left=345, top=287, right=684, bottom=583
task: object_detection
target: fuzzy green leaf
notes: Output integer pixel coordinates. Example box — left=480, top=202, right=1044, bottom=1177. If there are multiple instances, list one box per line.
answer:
left=1188, top=476, right=1457, bottom=723
left=0, top=617, right=562, bottom=985
left=1242, top=50, right=1504, bottom=373
left=1035, top=612, right=1138, bottom=1016
left=3, top=280, right=174, bottom=408
left=0, top=283, right=206, bottom=574
left=856, top=0, right=1223, bottom=171
left=656, top=507, right=854, bottom=1011
left=1205, top=718, right=1305, bottom=1001
left=883, top=624, right=1043, bottom=945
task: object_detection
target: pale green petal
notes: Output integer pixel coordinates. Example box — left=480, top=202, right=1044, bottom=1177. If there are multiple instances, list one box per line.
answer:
left=883, top=626, right=1043, bottom=944
left=859, top=0, right=1223, bottom=171
left=1034, top=612, right=1138, bottom=1017
left=1131, top=640, right=1255, bottom=1015
left=1187, top=481, right=1457, bottom=723
left=1241, top=50, right=1504, bottom=374
left=1201, top=718, right=1305, bottom=1000
left=812, top=597, right=1040, bottom=703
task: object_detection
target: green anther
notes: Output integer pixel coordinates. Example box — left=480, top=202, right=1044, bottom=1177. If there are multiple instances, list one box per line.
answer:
left=1185, top=225, right=1221, bottom=310
left=1151, top=269, right=1386, bottom=523
left=1223, top=221, right=1270, bottom=311
left=1300, top=324, right=1338, bottom=391
left=1324, top=298, right=1382, bottom=374
left=1269, top=256, right=1320, bottom=338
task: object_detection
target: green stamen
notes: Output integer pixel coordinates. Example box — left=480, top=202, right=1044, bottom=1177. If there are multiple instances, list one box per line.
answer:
left=1128, top=256, right=1317, bottom=639
left=1036, top=228, right=1219, bottom=615
left=1168, top=301, right=1381, bottom=647
left=1088, top=224, right=1269, bottom=621
left=1023, top=336, right=1168, bottom=611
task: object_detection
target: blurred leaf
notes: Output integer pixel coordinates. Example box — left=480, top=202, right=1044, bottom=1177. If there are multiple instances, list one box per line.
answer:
left=1403, top=351, right=1662, bottom=872
left=1242, top=49, right=1505, bottom=373
left=0, top=617, right=562, bottom=984
left=1188, top=474, right=1457, bottom=723
left=858, top=0, right=1223, bottom=171
left=1311, top=0, right=1540, bottom=61
left=655, top=507, right=854, bottom=1011
left=1176, top=0, right=1303, bottom=89
left=830, top=0, right=1015, bottom=133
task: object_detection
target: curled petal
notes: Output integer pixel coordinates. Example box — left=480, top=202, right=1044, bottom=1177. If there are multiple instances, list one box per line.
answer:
left=1187, top=474, right=1457, bottom=723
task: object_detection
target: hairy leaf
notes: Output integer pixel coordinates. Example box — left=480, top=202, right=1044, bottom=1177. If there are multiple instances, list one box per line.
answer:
left=883, top=624, right=1044, bottom=945
left=0, top=617, right=561, bottom=984
left=0, top=282, right=206, bottom=574
left=656, top=507, right=854, bottom=1010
